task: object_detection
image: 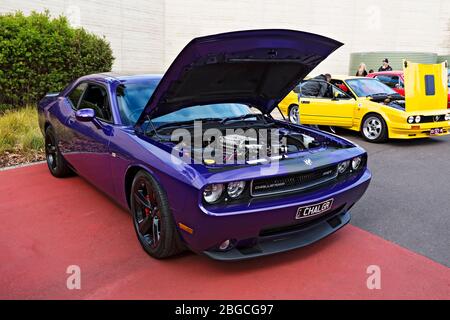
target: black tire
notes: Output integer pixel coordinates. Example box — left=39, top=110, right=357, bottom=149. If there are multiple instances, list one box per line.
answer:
left=319, top=126, right=337, bottom=134
left=288, top=104, right=299, bottom=123
left=130, top=170, right=185, bottom=259
left=45, top=126, right=73, bottom=177
left=361, top=114, right=388, bottom=143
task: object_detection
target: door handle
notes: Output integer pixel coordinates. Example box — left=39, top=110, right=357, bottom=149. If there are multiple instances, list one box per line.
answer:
left=301, top=100, right=310, bottom=104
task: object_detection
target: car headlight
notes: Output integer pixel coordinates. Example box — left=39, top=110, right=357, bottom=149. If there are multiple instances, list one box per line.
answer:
left=338, top=160, right=350, bottom=174
left=203, top=184, right=224, bottom=203
left=415, top=115, right=421, bottom=123
left=352, top=156, right=362, bottom=170
left=407, top=116, right=414, bottom=124
left=445, top=114, right=450, bottom=121
left=227, top=181, right=246, bottom=198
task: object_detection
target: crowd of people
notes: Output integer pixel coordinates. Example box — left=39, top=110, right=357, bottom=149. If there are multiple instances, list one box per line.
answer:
left=297, top=58, right=394, bottom=98
left=355, top=58, right=392, bottom=76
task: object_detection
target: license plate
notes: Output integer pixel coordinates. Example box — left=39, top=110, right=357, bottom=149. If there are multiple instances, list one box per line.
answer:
left=430, top=128, right=444, bottom=135
left=296, top=199, right=334, bottom=219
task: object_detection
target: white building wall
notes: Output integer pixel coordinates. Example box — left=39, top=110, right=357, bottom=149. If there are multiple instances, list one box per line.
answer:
left=0, top=0, right=165, bottom=72
left=1, top=0, right=449, bottom=75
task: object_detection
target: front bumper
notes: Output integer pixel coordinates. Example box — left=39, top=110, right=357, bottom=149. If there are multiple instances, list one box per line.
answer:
left=389, top=121, right=450, bottom=139
left=204, top=208, right=350, bottom=261
left=175, top=168, right=371, bottom=260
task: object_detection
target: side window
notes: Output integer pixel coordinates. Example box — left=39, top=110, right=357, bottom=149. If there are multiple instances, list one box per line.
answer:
left=375, top=75, right=388, bottom=86
left=331, top=85, right=351, bottom=99
left=68, top=83, right=88, bottom=109
left=391, top=76, right=400, bottom=88
left=330, top=80, right=355, bottom=99
left=375, top=75, right=399, bottom=89
left=298, top=80, right=333, bottom=99
left=79, top=84, right=113, bottom=122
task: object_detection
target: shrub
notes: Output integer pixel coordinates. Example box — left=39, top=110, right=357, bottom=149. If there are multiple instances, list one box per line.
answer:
left=0, top=11, right=114, bottom=107
left=0, top=106, right=43, bottom=154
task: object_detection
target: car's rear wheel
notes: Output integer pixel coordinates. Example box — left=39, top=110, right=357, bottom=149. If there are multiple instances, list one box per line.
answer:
left=288, top=104, right=299, bottom=123
left=130, top=170, right=185, bottom=259
left=45, top=126, right=73, bottom=177
left=361, top=114, right=388, bottom=142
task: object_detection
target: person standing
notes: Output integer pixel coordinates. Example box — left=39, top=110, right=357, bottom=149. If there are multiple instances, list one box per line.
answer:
left=378, top=58, right=393, bottom=72
left=355, top=63, right=368, bottom=76
left=299, top=74, right=332, bottom=97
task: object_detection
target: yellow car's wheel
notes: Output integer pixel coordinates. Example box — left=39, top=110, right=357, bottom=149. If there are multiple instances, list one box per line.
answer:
left=288, top=104, right=299, bottom=123
left=361, top=114, right=388, bottom=143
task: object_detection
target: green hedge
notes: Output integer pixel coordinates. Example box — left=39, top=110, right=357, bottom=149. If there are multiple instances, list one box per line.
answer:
left=0, top=11, right=114, bottom=107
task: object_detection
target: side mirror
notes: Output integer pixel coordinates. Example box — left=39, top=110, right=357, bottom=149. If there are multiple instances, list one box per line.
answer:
left=75, top=108, right=95, bottom=122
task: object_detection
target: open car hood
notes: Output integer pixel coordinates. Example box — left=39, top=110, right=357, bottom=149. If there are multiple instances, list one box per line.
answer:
left=135, top=29, right=342, bottom=126
left=404, top=60, right=448, bottom=112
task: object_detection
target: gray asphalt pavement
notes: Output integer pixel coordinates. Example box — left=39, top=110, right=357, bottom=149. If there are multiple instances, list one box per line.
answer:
left=335, top=128, right=450, bottom=267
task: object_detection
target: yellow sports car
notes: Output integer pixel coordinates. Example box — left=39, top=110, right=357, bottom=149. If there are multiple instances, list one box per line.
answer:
left=279, top=61, right=450, bottom=142
left=277, top=90, right=300, bottom=123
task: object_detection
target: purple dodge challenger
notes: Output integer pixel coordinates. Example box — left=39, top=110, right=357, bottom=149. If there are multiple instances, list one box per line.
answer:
left=38, top=30, right=371, bottom=261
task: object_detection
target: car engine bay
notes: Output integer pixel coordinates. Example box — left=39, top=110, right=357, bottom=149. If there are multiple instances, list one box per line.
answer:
left=369, top=93, right=406, bottom=110
left=148, top=117, right=350, bottom=165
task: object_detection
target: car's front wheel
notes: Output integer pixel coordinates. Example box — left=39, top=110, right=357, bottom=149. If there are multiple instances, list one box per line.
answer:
left=45, top=126, right=73, bottom=177
left=130, top=170, right=185, bottom=259
left=288, top=104, right=299, bottom=123
left=361, top=114, right=388, bottom=142
left=319, top=126, right=337, bottom=134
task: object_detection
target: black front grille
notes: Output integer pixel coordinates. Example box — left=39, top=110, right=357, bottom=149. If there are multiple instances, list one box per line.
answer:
left=250, top=165, right=338, bottom=197
left=420, top=114, right=447, bottom=123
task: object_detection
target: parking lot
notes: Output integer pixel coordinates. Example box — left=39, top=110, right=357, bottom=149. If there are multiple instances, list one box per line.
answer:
left=337, top=129, right=450, bottom=266
left=0, top=129, right=449, bottom=299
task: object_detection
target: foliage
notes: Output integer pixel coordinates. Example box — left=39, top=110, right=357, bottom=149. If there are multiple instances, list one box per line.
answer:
left=0, top=11, right=114, bottom=107
left=0, top=106, right=43, bottom=154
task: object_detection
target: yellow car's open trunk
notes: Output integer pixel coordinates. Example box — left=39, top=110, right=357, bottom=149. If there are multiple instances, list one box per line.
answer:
left=404, top=61, right=448, bottom=112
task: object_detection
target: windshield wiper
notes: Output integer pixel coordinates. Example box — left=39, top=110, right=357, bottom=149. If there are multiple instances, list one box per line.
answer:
left=367, top=92, right=403, bottom=100
left=366, top=92, right=389, bottom=97
left=220, top=113, right=263, bottom=124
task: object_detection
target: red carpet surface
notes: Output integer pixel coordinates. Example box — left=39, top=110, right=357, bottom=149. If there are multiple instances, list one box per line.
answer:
left=0, top=164, right=449, bottom=299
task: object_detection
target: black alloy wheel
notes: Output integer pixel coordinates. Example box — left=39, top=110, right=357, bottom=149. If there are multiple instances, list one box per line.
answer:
left=130, top=170, right=184, bottom=259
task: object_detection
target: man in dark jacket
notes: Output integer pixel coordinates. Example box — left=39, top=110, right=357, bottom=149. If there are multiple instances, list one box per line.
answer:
left=378, top=58, right=393, bottom=72
left=299, top=74, right=331, bottom=97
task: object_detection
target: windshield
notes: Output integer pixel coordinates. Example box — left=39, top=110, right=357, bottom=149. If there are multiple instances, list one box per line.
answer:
left=117, top=80, right=254, bottom=126
left=117, top=80, right=159, bottom=126
left=151, top=103, right=253, bottom=127
left=346, top=78, right=397, bottom=97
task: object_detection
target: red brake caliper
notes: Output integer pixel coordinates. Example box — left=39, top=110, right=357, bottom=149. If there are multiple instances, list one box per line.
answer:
left=144, top=194, right=151, bottom=217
